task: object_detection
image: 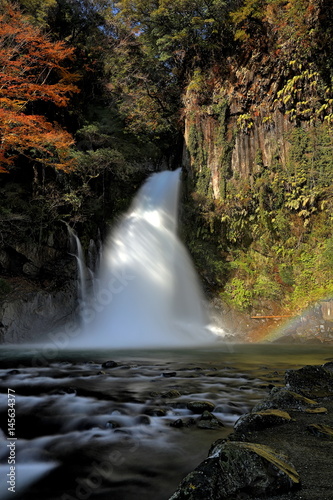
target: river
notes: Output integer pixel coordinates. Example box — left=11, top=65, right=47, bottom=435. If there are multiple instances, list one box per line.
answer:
left=0, top=343, right=332, bottom=500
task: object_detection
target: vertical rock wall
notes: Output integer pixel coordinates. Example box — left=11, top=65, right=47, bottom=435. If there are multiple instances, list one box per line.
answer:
left=182, top=65, right=295, bottom=199
left=0, top=230, right=78, bottom=344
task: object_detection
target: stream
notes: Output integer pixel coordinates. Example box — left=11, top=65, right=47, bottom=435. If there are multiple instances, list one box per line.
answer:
left=1, top=343, right=333, bottom=500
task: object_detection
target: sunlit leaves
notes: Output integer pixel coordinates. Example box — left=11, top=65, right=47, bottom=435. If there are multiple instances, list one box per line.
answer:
left=0, top=3, right=79, bottom=172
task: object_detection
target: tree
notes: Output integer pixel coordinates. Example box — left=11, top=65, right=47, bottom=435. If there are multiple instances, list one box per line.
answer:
left=114, top=0, right=232, bottom=70
left=0, top=4, right=79, bottom=173
left=15, top=0, right=57, bottom=26
left=102, top=0, right=235, bottom=138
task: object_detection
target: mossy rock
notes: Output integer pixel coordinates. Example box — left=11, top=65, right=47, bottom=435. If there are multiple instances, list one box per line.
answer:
left=197, top=411, right=225, bottom=430
left=234, top=408, right=292, bottom=434
left=187, top=400, right=215, bottom=414
left=253, top=387, right=319, bottom=412
left=285, top=365, right=333, bottom=397
left=169, top=440, right=299, bottom=499
left=162, top=390, right=181, bottom=399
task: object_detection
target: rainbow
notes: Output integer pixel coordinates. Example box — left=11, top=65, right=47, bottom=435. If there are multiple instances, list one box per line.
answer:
left=248, top=297, right=333, bottom=343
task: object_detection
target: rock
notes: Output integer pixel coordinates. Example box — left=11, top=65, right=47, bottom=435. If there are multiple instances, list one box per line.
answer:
left=169, top=441, right=299, bottom=499
left=197, top=411, right=225, bottom=430
left=234, top=409, right=292, bottom=434
left=187, top=400, right=215, bottom=414
left=285, top=365, right=333, bottom=397
left=149, top=391, right=160, bottom=398
left=307, top=423, right=333, bottom=439
left=49, top=386, right=77, bottom=396
left=23, top=262, right=40, bottom=278
left=170, top=418, right=196, bottom=428
left=322, top=361, right=333, bottom=372
left=7, top=369, right=20, bottom=375
left=105, top=420, right=121, bottom=429
left=162, top=390, right=181, bottom=398
left=0, top=284, right=77, bottom=343
left=136, top=415, right=151, bottom=425
left=170, top=419, right=184, bottom=428
left=252, top=387, right=319, bottom=412
left=101, top=360, right=118, bottom=369
left=144, top=407, right=167, bottom=417
left=163, top=372, right=177, bottom=378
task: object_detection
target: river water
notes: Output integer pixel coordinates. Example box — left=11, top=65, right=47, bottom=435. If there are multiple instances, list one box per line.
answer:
left=0, top=343, right=333, bottom=500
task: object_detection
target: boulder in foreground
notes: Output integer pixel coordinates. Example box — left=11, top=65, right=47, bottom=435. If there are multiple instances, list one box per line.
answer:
left=169, top=440, right=299, bottom=500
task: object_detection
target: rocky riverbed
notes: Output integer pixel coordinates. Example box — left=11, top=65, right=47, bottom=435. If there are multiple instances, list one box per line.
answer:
left=1, top=345, right=333, bottom=500
left=170, top=362, right=333, bottom=500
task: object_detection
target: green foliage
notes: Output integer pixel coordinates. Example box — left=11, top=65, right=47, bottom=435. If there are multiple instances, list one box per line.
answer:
left=237, top=113, right=254, bottom=132
left=253, top=275, right=282, bottom=301
left=278, top=264, right=294, bottom=287
left=15, top=0, right=57, bottom=26
left=115, top=0, right=233, bottom=70
left=187, top=120, right=212, bottom=197
left=223, top=277, right=253, bottom=311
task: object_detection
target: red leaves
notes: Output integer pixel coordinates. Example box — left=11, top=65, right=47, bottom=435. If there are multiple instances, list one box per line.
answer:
left=0, top=4, right=79, bottom=172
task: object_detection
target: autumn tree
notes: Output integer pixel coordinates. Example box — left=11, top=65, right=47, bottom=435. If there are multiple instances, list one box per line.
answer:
left=0, top=3, right=79, bottom=173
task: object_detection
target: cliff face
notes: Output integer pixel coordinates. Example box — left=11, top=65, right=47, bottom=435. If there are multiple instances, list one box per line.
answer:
left=181, top=2, right=333, bottom=319
left=182, top=0, right=333, bottom=200
left=183, top=55, right=301, bottom=199
left=0, top=226, right=78, bottom=343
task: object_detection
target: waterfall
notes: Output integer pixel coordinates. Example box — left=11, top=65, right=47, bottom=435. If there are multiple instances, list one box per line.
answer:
left=69, top=169, right=215, bottom=348
left=73, top=233, right=88, bottom=307
left=68, top=228, right=99, bottom=325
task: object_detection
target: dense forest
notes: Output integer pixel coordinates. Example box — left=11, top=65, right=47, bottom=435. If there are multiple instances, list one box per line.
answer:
left=0, top=0, right=333, bottom=327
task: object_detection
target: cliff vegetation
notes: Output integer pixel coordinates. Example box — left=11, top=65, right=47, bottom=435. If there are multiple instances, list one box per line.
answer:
left=0, top=0, right=333, bottom=327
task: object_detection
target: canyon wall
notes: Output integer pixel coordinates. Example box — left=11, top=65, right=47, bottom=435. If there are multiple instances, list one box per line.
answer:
left=182, top=52, right=296, bottom=198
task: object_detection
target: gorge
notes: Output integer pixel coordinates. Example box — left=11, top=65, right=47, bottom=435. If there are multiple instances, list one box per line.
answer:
left=1, top=0, right=333, bottom=342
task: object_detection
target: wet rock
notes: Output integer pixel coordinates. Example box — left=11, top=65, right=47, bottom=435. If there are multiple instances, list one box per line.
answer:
left=169, top=441, right=299, bottom=499
left=50, top=386, right=77, bottom=396
left=307, top=423, right=333, bottom=439
left=149, top=391, right=161, bottom=398
left=105, top=420, right=121, bottom=429
left=171, top=418, right=196, bottom=428
left=234, top=409, right=292, bottom=434
left=102, top=360, right=118, bottom=369
left=144, top=407, right=167, bottom=417
left=197, top=411, right=225, bottom=430
left=322, top=361, right=333, bottom=372
left=136, top=415, right=151, bottom=425
left=285, top=364, right=333, bottom=397
left=187, top=401, right=215, bottom=414
left=110, top=409, right=122, bottom=416
left=163, top=372, right=177, bottom=378
left=252, top=387, right=318, bottom=412
left=162, top=389, right=181, bottom=398
left=170, top=418, right=184, bottom=428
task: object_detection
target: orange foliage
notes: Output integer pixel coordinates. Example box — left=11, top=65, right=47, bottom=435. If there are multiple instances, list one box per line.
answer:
left=0, top=4, right=79, bottom=172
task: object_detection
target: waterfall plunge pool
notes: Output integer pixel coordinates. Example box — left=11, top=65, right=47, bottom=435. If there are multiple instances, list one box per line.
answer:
left=0, top=343, right=332, bottom=500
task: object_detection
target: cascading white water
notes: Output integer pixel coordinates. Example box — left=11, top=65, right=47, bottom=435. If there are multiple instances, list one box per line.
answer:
left=71, top=168, right=215, bottom=348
